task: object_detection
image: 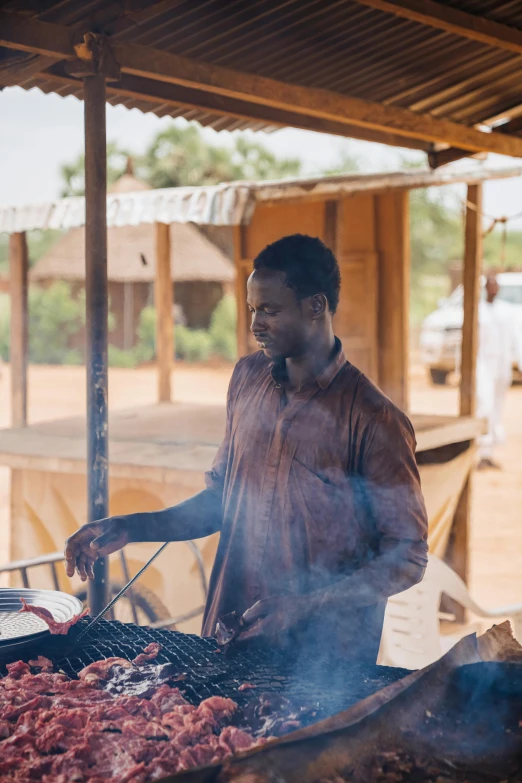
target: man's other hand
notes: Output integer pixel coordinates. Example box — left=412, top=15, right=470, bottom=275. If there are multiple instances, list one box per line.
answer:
left=238, top=596, right=306, bottom=644
left=64, top=518, right=130, bottom=581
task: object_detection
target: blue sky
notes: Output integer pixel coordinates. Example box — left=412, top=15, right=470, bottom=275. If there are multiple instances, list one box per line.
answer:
left=2, top=86, right=522, bottom=229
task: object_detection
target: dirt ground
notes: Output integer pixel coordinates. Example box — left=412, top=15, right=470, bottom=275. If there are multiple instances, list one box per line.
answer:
left=0, top=361, right=520, bottom=613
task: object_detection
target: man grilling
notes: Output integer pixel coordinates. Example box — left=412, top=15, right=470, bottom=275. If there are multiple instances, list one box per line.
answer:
left=65, top=234, right=428, bottom=663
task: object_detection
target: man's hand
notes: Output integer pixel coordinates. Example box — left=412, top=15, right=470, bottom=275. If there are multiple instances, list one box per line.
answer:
left=237, top=596, right=307, bottom=644
left=64, top=517, right=131, bottom=581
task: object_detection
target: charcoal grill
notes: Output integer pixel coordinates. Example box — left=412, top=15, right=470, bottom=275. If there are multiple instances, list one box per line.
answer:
left=0, top=617, right=409, bottom=724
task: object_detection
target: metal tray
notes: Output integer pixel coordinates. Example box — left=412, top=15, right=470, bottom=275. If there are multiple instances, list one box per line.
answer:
left=0, top=588, right=84, bottom=651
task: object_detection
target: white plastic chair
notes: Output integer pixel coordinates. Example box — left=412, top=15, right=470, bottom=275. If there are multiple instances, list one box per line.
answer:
left=378, top=554, right=522, bottom=669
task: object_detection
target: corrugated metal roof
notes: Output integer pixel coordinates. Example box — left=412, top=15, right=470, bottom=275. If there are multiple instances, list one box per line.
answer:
left=2, top=1, right=522, bottom=146
left=1, top=166, right=521, bottom=234
left=0, top=182, right=255, bottom=233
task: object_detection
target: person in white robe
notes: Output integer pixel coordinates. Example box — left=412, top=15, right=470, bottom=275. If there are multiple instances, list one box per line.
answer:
left=476, top=274, right=522, bottom=470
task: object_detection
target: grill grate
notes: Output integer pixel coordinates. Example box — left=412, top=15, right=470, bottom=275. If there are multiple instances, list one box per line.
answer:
left=2, top=619, right=409, bottom=724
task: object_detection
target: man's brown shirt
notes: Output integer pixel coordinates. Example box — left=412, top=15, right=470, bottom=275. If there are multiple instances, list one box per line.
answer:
left=202, top=340, right=428, bottom=661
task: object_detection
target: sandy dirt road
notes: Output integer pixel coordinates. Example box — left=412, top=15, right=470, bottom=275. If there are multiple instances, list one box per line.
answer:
left=0, top=362, right=520, bottom=613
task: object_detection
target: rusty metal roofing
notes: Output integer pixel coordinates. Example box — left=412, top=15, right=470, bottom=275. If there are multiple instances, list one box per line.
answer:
left=0, top=182, right=255, bottom=233
left=2, top=1, right=522, bottom=148
left=1, top=165, right=520, bottom=234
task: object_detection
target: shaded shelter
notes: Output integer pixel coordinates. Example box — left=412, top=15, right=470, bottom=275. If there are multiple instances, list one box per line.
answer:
left=1, top=166, right=521, bottom=630
left=3, top=0, right=522, bottom=614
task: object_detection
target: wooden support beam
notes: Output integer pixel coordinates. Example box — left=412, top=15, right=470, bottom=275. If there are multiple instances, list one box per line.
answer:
left=446, top=183, right=483, bottom=598
left=352, top=0, right=522, bottom=56
left=84, top=73, right=110, bottom=616
left=9, top=232, right=28, bottom=428
left=428, top=148, right=487, bottom=169
left=3, top=12, right=522, bottom=156
left=44, top=66, right=431, bottom=152
left=8, top=231, right=28, bottom=589
left=154, top=222, right=173, bottom=403
left=460, top=184, right=483, bottom=418
left=233, top=226, right=249, bottom=359
left=446, top=475, right=472, bottom=594
left=428, top=117, right=522, bottom=168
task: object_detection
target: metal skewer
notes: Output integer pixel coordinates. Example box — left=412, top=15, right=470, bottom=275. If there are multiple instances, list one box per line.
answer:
left=62, top=542, right=169, bottom=657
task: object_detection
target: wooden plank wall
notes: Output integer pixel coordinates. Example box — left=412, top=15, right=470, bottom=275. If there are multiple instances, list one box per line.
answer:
left=375, top=190, right=410, bottom=410
left=334, top=194, right=379, bottom=382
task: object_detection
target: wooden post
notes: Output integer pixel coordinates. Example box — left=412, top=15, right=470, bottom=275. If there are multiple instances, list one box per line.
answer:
left=9, top=231, right=29, bottom=580
left=155, top=222, right=173, bottom=403
left=9, top=231, right=28, bottom=428
left=84, top=73, right=110, bottom=615
left=233, top=225, right=248, bottom=358
left=324, top=200, right=338, bottom=253
left=123, top=281, right=134, bottom=352
left=449, top=183, right=483, bottom=596
left=460, top=184, right=483, bottom=418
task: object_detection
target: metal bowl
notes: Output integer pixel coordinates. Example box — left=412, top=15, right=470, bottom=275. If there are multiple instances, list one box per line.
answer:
left=0, top=588, right=84, bottom=644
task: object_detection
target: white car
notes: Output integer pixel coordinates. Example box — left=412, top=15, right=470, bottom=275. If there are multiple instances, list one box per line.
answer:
left=420, top=272, right=522, bottom=385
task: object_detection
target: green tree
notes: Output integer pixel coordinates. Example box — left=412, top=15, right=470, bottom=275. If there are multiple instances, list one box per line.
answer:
left=59, top=125, right=302, bottom=197
left=209, top=294, right=237, bottom=361
left=408, top=187, right=463, bottom=326
left=140, top=125, right=302, bottom=189
left=0, top=292, right=9, bottom=360
left=60, top=142, right=131, bottom=197
left=321, top=150, right=360, bottom=177
left=483, top=226, right=522, bottom=269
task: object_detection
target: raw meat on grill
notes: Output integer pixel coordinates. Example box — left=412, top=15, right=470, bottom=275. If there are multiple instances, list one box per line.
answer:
left=238, top=683, right=256, bottom=692
left=27, top=655, right=53, bottom=671
left=133, top=642, right=162, bottom=665
left=0, top=649, right=279, bottom=783
left=78, top=657, right=134, bottom=685
left=18, top=598, right=90, bottom=635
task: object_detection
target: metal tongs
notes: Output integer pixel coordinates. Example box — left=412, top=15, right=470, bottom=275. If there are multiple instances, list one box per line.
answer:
left=60, top=542, right=169, bottom=660
left=215, top=610, right=246, bottom=648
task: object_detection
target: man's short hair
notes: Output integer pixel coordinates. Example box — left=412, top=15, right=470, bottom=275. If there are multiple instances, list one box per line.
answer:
left=253, top=234, right=341, bottom=314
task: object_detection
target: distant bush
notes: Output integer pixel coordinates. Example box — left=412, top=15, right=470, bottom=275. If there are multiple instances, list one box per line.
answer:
left=108, top=345, right=138, bottom=368
left=176, top=325, right=213, bottom=362
left=0, top=292, right=9, bottom=360
left=29, top=282, right=83, bottom=364
left=133, top=306, right=156, bottom=363
left=132, top=297, right=236, bottom=365
left=0, top=283, right=120, bottom=365
left=208, top=294, right=237, bottom=361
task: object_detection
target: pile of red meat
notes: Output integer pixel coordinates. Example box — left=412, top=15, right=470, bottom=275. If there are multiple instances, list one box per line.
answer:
left=0, top=648, right=264, bottom=783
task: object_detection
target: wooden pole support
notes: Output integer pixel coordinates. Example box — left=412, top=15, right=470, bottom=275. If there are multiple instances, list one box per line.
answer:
left=9, top=231, right=28, bottom=428
left=9, top=231, right=28, bottom=585
left=155, top=221, right=173, bottom=403
left=232, top=226, right=249, bottom=358
left=447, top=182, right=483, bottom=600
left=84, top=73, right=110, bottom=615
left=460, top=183, right=483, bottom=417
